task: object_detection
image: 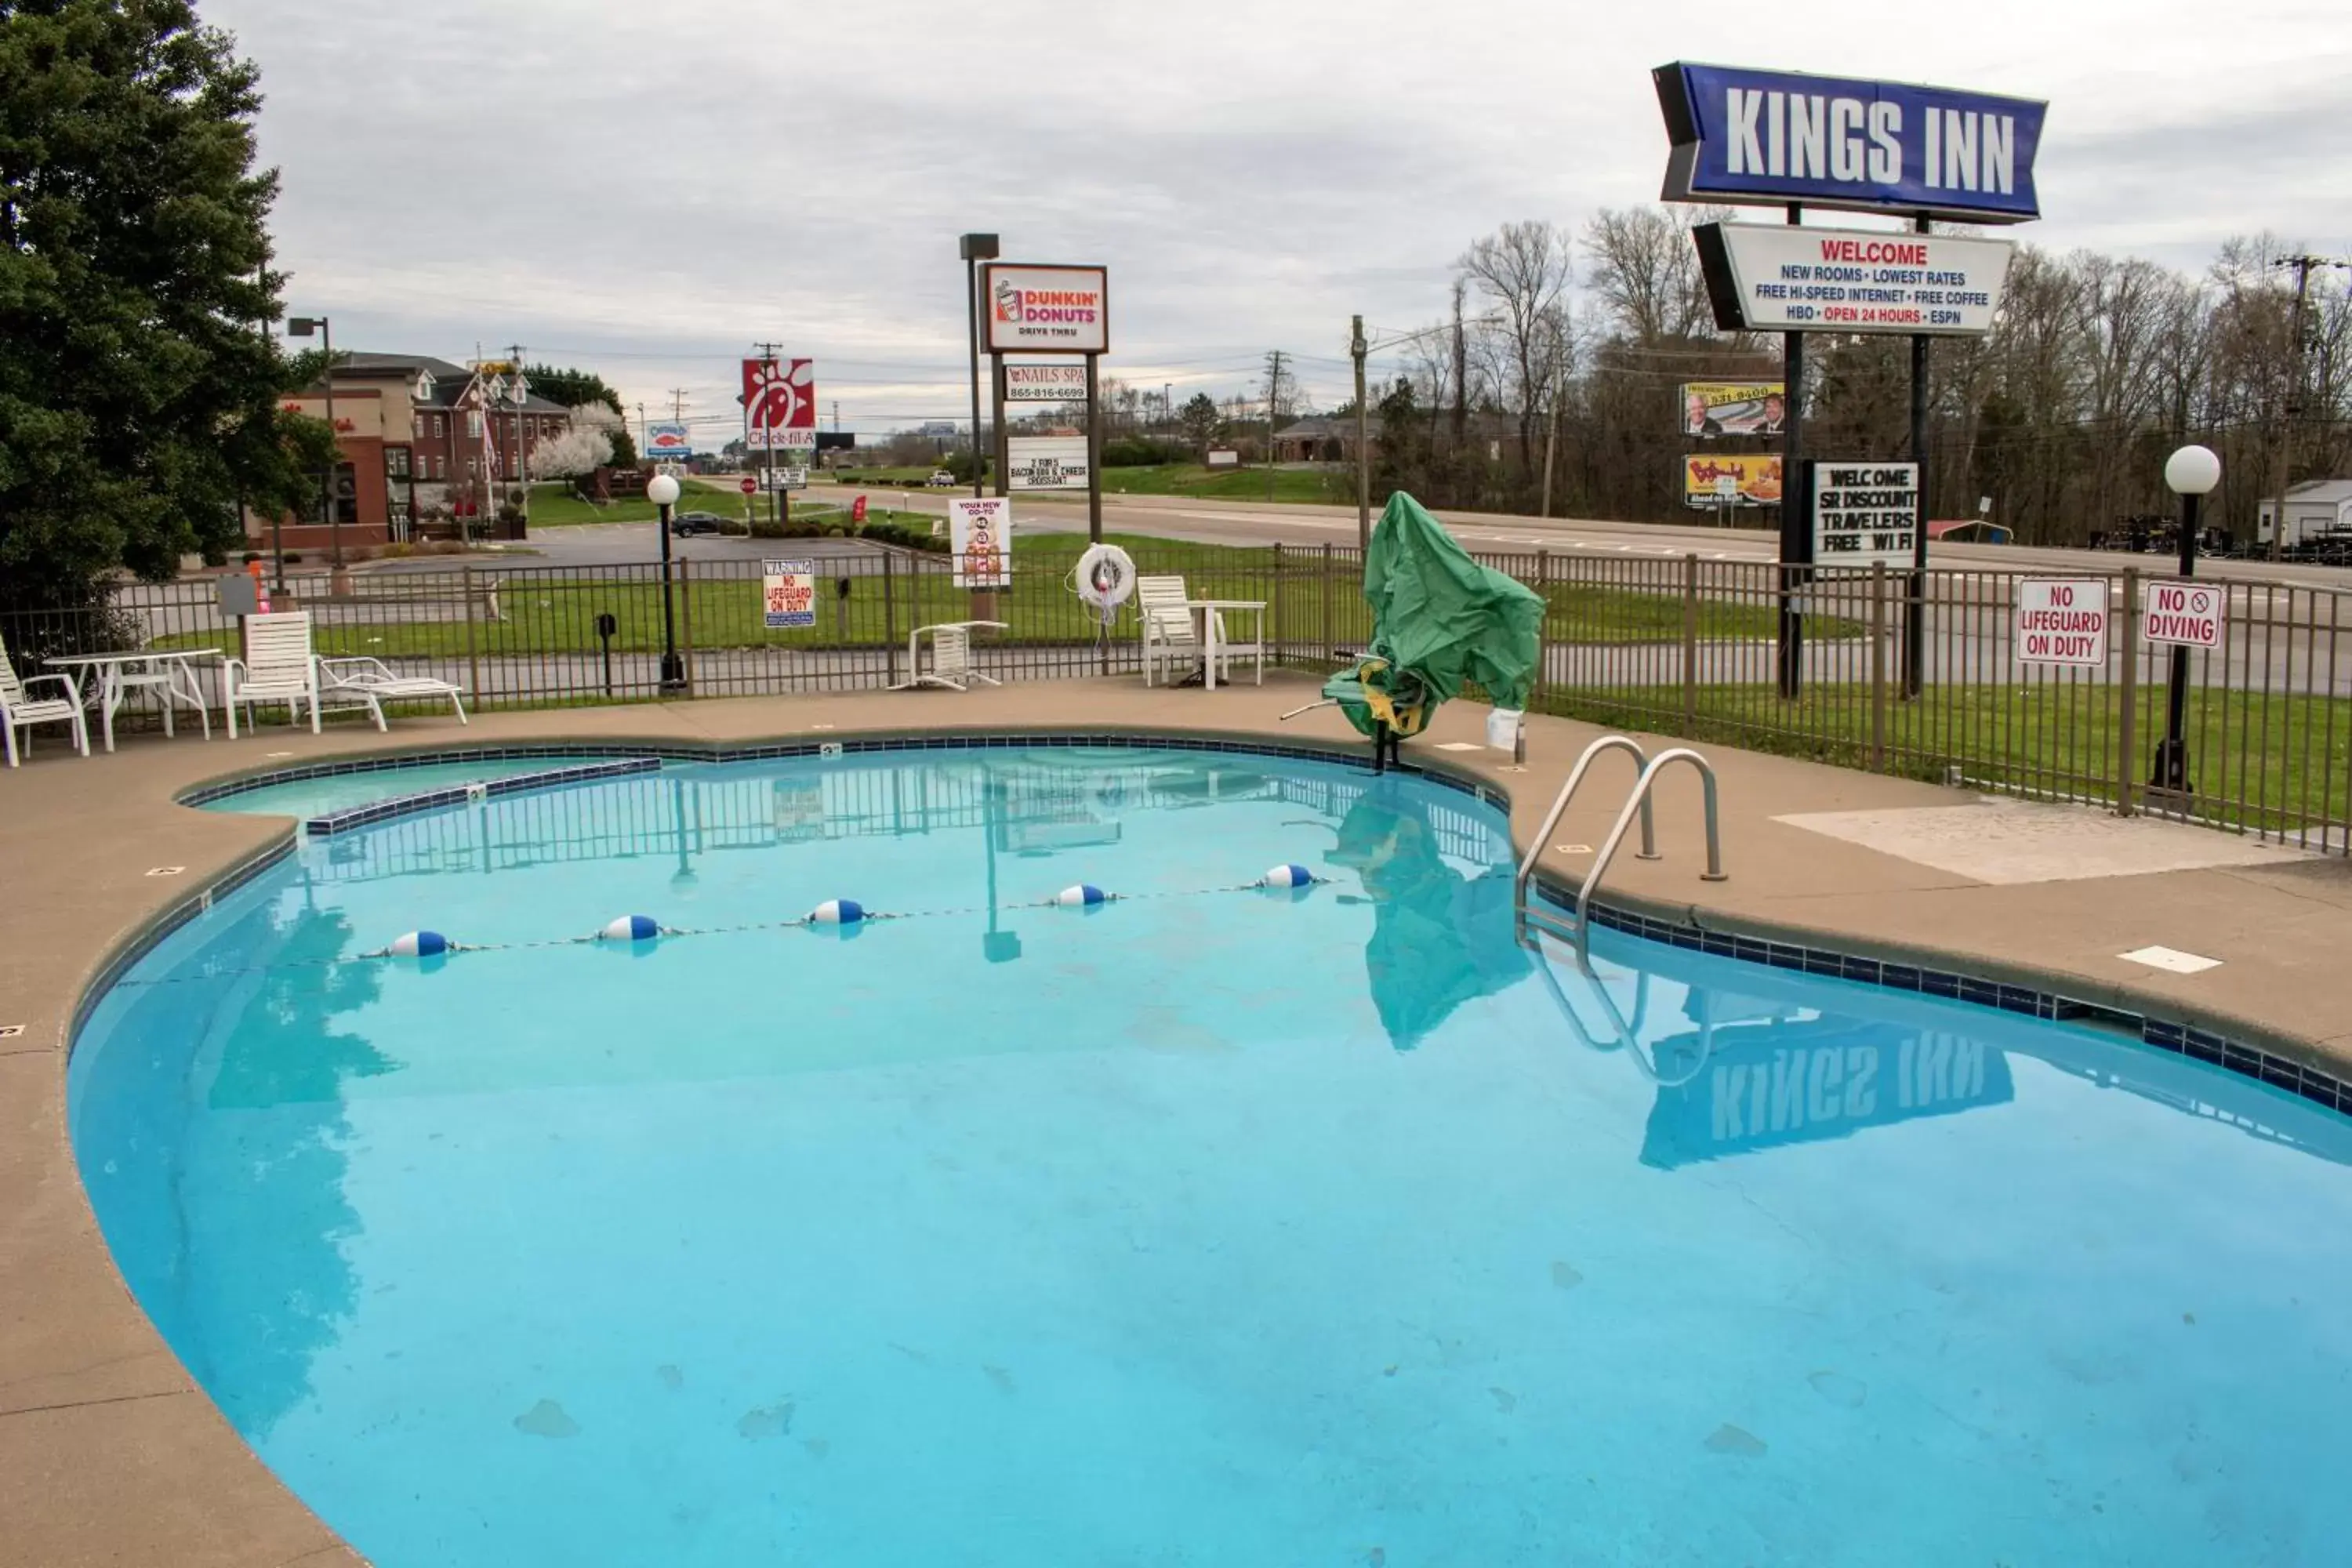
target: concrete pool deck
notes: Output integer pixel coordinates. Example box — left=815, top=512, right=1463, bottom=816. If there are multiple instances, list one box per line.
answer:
left=6, top=671, right=2352, bottom=1566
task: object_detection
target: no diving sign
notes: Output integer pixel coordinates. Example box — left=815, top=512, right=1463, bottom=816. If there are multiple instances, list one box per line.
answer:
left=2144, top=579, right=2223, bottom=649
left=2015, top=579, right=2109, bottom=666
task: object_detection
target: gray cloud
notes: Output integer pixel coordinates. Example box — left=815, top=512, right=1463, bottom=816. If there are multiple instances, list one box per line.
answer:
left=204, top=0, right=2346, bottom=431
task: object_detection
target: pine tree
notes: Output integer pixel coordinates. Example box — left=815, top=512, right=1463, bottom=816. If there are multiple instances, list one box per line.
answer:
left=0, top=0, right=321, bottom=611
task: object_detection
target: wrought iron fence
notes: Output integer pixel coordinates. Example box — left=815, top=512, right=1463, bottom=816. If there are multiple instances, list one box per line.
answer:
left=9, top=540, right=2350, bottom=855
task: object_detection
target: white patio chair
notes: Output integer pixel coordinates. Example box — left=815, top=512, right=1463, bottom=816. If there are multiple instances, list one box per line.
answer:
left=222, top=612, right=321, bottom=738
left=318, top=657, right=469, bottom=731
left=889, top=620, right=1007, bottom=692
left=1138, top=575, right=1229, bottom=687
left=0, top=636, right=89, bottom=767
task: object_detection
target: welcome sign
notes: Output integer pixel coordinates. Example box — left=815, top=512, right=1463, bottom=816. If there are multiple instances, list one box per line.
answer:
left=1655, top=62, right=2046, bottom=223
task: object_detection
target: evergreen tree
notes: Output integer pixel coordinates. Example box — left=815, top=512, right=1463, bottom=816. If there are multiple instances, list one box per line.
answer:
left=0, top=0, right=321, bottom=611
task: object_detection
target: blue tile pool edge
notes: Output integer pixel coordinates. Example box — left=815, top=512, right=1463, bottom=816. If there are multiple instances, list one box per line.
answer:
left=111, top=731, right=2352, bottom=1121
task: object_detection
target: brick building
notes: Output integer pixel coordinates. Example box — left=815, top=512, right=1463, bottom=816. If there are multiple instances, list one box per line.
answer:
left=261, top=353, right=578, bottom=552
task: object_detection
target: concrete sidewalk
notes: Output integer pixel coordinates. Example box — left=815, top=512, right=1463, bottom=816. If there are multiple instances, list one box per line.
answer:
left=5, top=672, right=2350, bottom=1566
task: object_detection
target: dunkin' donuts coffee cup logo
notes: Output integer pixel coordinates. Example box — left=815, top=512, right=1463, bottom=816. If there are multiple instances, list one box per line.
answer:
left=994, top=277, right=1024, bottom=325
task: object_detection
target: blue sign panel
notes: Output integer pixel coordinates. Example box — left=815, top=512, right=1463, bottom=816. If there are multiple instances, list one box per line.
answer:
left=1655, top=62, right=2046, bottom=223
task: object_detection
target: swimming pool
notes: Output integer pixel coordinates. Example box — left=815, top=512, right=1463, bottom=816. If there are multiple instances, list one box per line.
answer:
left=72, top=742, right=2352, bottom=1566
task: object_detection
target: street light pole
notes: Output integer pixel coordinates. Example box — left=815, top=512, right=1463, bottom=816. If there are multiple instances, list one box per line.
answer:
left=648, top=471, right=687, bottom=695
left=285, top=314, right=339, bottom=571
left=960, top=232, right=1000, bottom=499
left=2152, top=444, right=2221, bottom=796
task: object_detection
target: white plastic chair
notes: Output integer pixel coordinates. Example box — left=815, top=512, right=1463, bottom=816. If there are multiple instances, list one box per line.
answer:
left=889, top=620, right=1007, bottom=692
left=222, top=612, right=321, bottom=737
left=318, top=657, right=469, bottom=730
left=0, top=636, right=89, bottom=767
left=1138, top=575, right=1225, bottom=687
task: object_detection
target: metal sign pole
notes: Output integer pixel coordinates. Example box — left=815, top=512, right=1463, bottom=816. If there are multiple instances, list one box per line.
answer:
left=991, top=356, right=1010, bottom=499
left=1906, top=214, right=1932, bottom=699
left=1777, top=203, right=1807, bottom=702
left=1085, top=351, right=1103, bottom=545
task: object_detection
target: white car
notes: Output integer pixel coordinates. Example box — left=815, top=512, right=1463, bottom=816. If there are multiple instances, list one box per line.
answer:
left=924, top=470, right=956, bottom=487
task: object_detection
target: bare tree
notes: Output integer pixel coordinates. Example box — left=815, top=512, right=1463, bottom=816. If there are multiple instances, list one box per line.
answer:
left=1581, top=206, right=1722, bottom=345
left=1459, top=220, right=1574, bottom=474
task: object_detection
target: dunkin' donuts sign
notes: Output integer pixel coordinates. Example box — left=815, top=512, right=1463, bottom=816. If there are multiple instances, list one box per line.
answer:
left=983, top=263, right=1109, bottom=354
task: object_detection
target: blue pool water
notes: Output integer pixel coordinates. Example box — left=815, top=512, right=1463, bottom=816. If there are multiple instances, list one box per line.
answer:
left=201, top=754, right=619, bottom=818
left=73, top=746, right=2352, bottom=1566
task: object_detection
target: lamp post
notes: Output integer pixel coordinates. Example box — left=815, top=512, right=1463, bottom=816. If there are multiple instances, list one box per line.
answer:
left=648, top=471, right=688, bottom=695
left=285, top=314, right=339, bottom=574
left=960, top=233, right=1000, bottom=499
left=2151, top=443, right=2221, bottom=796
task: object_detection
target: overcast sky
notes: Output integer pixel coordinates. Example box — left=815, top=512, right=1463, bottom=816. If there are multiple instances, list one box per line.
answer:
left=208, top=0, right=2350, bottom=439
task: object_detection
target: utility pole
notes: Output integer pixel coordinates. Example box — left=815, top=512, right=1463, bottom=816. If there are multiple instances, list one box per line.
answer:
left=1351, top=316, right=1369, bottom=554
left=637, top=401, right=648, bottom=462
left=1263, top=349, right=1288, bottom=503
left=2267, top=255, right=2351, bottom=560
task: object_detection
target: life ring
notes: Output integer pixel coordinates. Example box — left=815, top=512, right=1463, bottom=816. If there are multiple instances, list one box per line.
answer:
left=1075, top=543, right=1138, bottom=612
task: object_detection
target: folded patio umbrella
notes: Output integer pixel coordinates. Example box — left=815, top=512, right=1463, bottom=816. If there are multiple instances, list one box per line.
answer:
left=1321, top=492, right=1545, bottom=739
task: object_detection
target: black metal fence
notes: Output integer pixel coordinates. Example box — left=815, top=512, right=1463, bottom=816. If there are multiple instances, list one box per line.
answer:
left=8, top=542, right=2350, bottom=854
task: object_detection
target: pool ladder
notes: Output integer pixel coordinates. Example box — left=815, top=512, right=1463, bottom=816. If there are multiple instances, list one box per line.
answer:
left=1512, top=735, right=1727, bottom=972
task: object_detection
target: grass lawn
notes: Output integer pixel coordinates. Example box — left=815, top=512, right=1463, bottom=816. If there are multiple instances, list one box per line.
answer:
left=524, top=479, right=753, bottom=527
left=1095, top=463, right=1356, bottom=504
left=1538, top=680, right=2352, bottom=831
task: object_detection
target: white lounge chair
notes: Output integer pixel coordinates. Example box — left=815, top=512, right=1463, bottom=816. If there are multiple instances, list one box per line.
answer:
left=318, top=657, right=469, bottom=730
left=1139, top=575, right=1225, bottom=687
left=1, top=636, right=89, bottom=767
left=222, top=611, right=321, bottom=737
left=889, top=620, right=1007, bottom=692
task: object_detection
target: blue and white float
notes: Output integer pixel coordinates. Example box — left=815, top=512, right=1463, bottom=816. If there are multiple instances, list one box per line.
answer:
left=808, top=898, right=866, bottom=926
left=1258, top=864, right=1316, bottom=890
left=1054, top=884, right=1109, bottom=908
left=385, top=931, right=449, bottom=958
left=598, top=914, right=662, bottom=943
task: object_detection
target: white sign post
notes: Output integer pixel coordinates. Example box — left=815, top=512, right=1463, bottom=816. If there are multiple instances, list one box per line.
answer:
left=761, top=560, right=815, bottom=630
left=1810, top=462, right=1918, bottom=566
left=947, top=497, right=1011, bottom=589
left=2015, top=579, right=2110, bottom=666
left=1699, top=223, right=2016, bottom=336
left=2143, top=579, right=2224, bottom=649
left=1008, top=436, right=1091, bottom=491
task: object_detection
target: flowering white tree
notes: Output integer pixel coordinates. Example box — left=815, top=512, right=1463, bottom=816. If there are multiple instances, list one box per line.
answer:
left=525, top=424, right=613, bottom=480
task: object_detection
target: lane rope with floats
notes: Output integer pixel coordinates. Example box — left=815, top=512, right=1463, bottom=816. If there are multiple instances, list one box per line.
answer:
left=145, top=862, right=1334, bottom=986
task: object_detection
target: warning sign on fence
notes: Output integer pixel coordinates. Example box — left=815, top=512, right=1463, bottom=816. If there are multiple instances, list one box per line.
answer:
left=2015, top=578, right=2109, bottom=666
left=762, top=559, right=815, bottom=629
left=2143, top=579, right=2223, bottom=649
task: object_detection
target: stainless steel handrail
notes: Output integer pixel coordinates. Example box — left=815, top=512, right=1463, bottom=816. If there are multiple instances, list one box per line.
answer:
left=1512, top=735, right=1656, bottom=913
left=1570, top=747, right=1727, bottom=966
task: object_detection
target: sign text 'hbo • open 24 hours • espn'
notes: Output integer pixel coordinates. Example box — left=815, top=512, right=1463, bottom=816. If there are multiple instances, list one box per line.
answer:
left=2015, top=579, right=2109, bottom=666
left=1810, top=463, right=1917, bottom=566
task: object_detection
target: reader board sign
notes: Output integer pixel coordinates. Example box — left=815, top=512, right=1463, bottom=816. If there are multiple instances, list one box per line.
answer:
left=1207, top=448, right=1240, bottom=468
left=2015, top=579, right=2109, bottom=666
left=982, top=263, right=1109, bottom=354
left=1004, top=361, right=1088, bottom=403
left=1008, top=435, right=1091, bottom=491
left=1683, top=453, right=1783, bottom=510
left=1653, top=62, right=2047, bottom=223
left=1809, top=462, right=1918, bottom=566
left=1696, top=223, right=2015, bottom=336
left=2144, top=579, right=2224, bottom=649
left=1684, top=381, right=1784, bottom=437
left=762, top=560, right=815, bottom=629
left=948, top=497, right=1011, bottom=589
